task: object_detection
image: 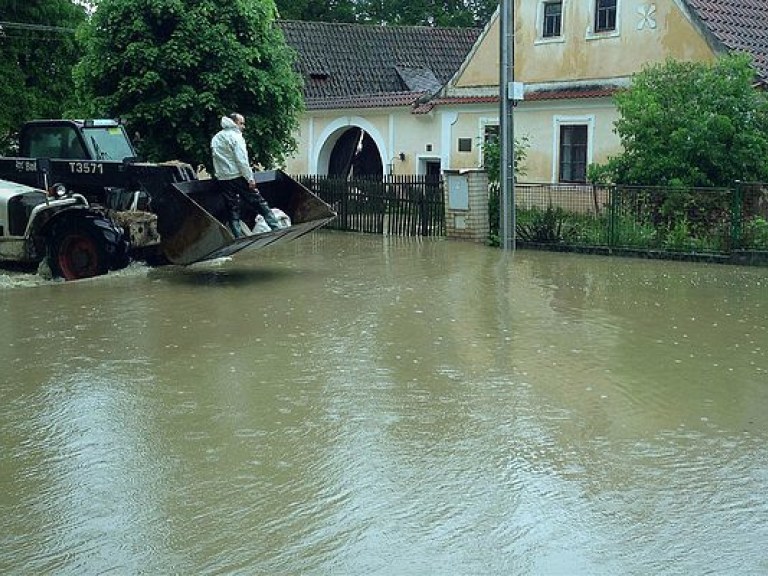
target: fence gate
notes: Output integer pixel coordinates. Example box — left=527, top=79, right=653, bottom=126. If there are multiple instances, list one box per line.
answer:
left=295, top=175, right=445, bottom=236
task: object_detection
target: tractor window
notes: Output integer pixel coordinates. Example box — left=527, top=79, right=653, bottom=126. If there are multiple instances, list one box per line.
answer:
left=27, top=130, right=58, bottom=158
left=26, top=126, right=86, bottom=159
left=82, top=126, right=135, bottom=161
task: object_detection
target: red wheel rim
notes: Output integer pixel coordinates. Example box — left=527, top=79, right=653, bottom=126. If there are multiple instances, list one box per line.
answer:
left=58, top=234, right=100, bottom=279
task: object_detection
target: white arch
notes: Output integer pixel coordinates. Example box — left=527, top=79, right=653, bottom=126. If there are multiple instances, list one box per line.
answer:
left=311, top=116, right=389, bottom=175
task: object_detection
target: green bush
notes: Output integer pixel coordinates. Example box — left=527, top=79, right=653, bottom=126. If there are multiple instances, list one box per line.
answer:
left=743, top=217, right=768, bottom=249
left=516, top=206, right=578, bottom=244
left=488, top=181, right=765, bottom=256
left=612, top=213, right=658, bottom=247
left=660, top=217, right=729, bottom=252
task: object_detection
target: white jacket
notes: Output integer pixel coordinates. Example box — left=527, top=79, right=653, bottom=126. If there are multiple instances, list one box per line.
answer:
left=211, top=116, right=254, bottom=182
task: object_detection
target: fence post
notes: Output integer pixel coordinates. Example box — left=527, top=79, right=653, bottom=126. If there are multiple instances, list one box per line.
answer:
left=418, top=185, right=426, bottom=236
left=608, top=185, right=618, bottom=246
left=339, top=178, right=347, bottom=230
left=731, top=182, right=743, bottom=251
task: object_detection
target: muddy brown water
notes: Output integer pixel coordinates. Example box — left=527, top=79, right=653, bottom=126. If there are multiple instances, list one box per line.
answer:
left=1, top=232, right=766, bottom=575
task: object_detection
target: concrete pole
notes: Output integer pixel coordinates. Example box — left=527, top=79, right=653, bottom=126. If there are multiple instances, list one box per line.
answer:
left=499, top=0, right=516, bottom=251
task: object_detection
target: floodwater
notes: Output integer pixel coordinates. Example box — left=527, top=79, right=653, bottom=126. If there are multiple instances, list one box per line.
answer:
left=1, top=231, right=766, bottom=575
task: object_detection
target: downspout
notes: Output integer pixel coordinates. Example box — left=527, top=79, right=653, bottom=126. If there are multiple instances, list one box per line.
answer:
left=441, top=111, right=459, bottom=171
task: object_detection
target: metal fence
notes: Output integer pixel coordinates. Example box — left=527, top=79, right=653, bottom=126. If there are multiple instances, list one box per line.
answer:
left=491, top=181, right=768, bottom=255
left=294, top=174, right=445, bottom=236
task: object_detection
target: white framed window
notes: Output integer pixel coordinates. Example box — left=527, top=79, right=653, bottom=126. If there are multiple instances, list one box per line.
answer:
left=477, top=117, right=499, bottom=167
left=552, top=115, right=594, bottom=183
left=595, top=0, right=617, bottom=31
left=535, top=0, right=566, bottom=44
left=586, top=0, right=620, bottom=40
left=559, top=125, right=588, bottom=182
left=543, top=1, right=563, bottom=37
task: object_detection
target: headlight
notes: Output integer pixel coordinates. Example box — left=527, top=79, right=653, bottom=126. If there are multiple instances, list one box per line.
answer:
left=48, top=183, right=68, bottom=199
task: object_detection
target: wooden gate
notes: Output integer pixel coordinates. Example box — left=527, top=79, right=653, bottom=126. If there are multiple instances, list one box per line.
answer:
left=295, top=175, right=445, bottom=236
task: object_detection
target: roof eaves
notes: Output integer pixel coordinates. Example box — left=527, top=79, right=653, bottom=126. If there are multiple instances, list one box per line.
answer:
left=419, top=85, right=618, bottom=112
left=306, top=91, right=427, bottom=111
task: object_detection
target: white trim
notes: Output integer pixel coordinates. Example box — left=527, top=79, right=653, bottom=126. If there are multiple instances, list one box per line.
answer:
left=477, top=116, right=500, bottom=167
left=534, top=0, right=566, bottom=45
left=307, top=118, right=315, bottom=172
left=440, top=111, right=459, bottom=171
left=522, top=78, right=631, bottom=93
left=551, top=114, right=595, bottom=183
left=416, top=155, right=442, bottom=176
left=388, top=114, right=396, bottom=165
left=311, top=116, right=388, bottom=175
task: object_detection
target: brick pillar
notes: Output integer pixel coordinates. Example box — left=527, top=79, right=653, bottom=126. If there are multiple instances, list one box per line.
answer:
left=444, top=169, right=489, bottom=242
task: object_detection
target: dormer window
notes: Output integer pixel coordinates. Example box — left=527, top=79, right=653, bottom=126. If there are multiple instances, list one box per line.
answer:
left=595, top=0, right=617, bottom=32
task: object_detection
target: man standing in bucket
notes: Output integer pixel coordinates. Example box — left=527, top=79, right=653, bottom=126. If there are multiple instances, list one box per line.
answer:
left=211, top=113, right=280, bottom=237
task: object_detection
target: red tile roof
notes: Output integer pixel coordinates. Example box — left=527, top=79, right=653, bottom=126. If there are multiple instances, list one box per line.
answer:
left=684, top=0, right=768, bottom=81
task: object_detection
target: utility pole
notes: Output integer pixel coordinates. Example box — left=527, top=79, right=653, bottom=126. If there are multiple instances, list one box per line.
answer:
left=499, top=0, right=516, bottom=251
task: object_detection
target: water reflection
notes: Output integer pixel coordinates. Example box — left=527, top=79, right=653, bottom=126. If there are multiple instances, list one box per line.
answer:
left=1, top=233, right=766, bottom=574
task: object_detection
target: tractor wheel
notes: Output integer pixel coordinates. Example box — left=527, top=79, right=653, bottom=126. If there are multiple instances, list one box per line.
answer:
left=48, top=216, right=129, bottom=280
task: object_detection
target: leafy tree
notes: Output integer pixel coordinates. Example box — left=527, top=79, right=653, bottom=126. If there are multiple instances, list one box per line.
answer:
left=274, top=0, right=356, bottom=23
left=602, top=54, right=768, bottom=187
left=357, top=0, right=495, bottom=27
left=272, top=0, right=494, bottom=26
left=482, top=133, right=529, bottom=182
left=483, top=133, right=530, bottom=246
left=0, top=0, right=87, bottom=154
left=74, top=0, right=304, bottom=169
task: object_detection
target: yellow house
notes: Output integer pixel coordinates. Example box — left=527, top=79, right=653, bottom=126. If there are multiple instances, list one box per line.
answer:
left=279, top=1, right=768, bottom=182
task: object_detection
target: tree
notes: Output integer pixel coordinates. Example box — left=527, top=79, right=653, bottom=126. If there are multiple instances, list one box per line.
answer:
left=356, top=0, right=496, bottom=27
left=272, top=0, right=495, bottom=27
left=483, top=133, right=530, bottom=245
left=0, top=0, right=87, bottom=154
left=74, top=0, right=304, bottom=169
left=482, top=133, right=529, bottom=184
left=601, top=54, right=768, bottom=187
left=273, top=0, right=356, bottom=23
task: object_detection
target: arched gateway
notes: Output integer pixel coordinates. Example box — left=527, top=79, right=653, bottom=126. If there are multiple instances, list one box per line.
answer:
left=312, top=117, right=387, bottom=177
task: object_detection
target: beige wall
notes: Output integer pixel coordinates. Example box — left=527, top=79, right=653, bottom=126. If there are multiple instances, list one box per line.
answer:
left=285, top=100, right=619, bottom=183
left=432, top=97, right=619, bottom=182
left=454, top=0, right=716, bottom=88
left=283, top=108, right=444, bottom=176
left=453, top=17, right=500, bottom=88
left=521, top=0, right=715, bottom=83
left=284, top=118, right=310, bottom=174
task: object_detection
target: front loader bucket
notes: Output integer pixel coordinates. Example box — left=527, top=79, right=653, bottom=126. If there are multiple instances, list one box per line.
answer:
left=152, top=170, right=336, bottom=265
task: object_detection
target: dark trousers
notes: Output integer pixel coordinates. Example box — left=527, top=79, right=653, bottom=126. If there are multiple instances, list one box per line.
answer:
left=218, top=177, right=279, bottom=231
